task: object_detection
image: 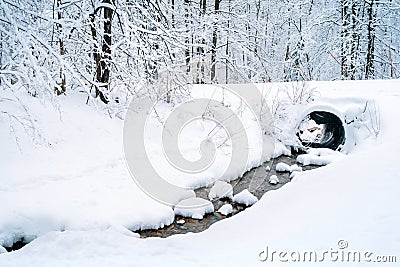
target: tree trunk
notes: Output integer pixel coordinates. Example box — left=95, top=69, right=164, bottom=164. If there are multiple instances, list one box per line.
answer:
left=341, top=0, right=349, bottom=79
left=350, top=1, right=357, bottom=77
left=89, top=0, right=114, bottom=104
left=56, top=0, right=66, bottom=95
left=184, top=0, right=191, bottom=74
left=225, top=0, right=230, bottom=83
left=284, top=43, right=291, bottom=81
left=196, top=0, right=206, bottom=84
left=365, top=0, right=376, bottom=79
left=210, top=0, right=221, bottom=82
left=101, top=0, right=113, bottom=87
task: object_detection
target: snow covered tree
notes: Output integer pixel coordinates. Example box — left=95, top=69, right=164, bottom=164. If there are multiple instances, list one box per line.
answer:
left=1, top=0, right=399, bottom=110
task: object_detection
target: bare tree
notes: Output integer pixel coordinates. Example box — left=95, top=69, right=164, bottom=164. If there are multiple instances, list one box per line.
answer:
left=365, top=0, right=376, bottom=79
left=89, top=0, right=115, bottom=104
left=55, top=0, right=66, bottom=95
left=210, top=0, right=221, bottom=82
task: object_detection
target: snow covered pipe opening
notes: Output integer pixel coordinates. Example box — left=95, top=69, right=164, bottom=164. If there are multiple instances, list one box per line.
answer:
left=297, top=111, right=345, bottom=150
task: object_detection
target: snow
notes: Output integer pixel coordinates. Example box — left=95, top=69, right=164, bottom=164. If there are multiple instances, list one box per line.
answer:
left=273, top=141, right=292, bottom=158
left=290, top=164, right=302, bottom=172
left=0, top=80, right=400, bottom=266
left=217, top=204, right=233, bottom=216
left=94, top=3, right=115, bottom=11
left=173, top=198, right=214, bottom=220
left=265, top=165, right=271, bottom=171
left=0, top=93, right=175, bottom=246
left=176, top=219, right=185, bottom=225
left=0, top=246, right=6, bottom=254
left=268, top=175, right=279, bottom=185
left=0, top=84, right=272, bottom=244
left=297, top=148, right=345, bottom=166
left=121, top=83, right=277, bottom=209
left=208, top=181, right=233, bottom=200
left=276, top=162, right=302, bottom=172
left=290, top=170, right=301, bottom=179
left=275, top=162, right=291, bottom=172
left=298, top=119, right=323, bottom=143
left=232, top=189, right=258, bottom=206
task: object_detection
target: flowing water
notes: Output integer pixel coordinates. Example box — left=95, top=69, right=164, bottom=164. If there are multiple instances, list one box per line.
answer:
left=137, top=153, right=320, bottom=238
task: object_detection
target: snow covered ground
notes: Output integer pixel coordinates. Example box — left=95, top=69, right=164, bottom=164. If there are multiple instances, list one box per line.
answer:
left=0, top=93, right=175, bottom=242
left=1, top=80, right=399, bottom=266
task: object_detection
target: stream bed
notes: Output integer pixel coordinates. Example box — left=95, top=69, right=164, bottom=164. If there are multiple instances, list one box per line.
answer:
left=137, top=152, right=320, bottom=238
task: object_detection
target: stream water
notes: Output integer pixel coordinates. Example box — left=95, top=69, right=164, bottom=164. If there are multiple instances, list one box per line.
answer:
left=137, top=152, right=320, bottom=238
left=3, top=153, right=320, bottom=251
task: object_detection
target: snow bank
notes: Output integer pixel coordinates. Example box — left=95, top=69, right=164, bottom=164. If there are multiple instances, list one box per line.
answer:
left=290, top=170, right=301, bottom=179
left=273, top=141, right=292, bottom=158
left=232, top=189, right=258, bottom=206
left=0, top=83, right=273, bottom=246
left=297, top=148, right=345, bottom=166
left=174, top=198, right=214, bottom=219
left=0, top=92, right=175, bottom=245
left=139, top=84, right=275, bottom=191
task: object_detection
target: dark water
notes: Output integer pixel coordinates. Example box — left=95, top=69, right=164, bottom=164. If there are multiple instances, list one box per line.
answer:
left=137, top=153, right=320, bottom=238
